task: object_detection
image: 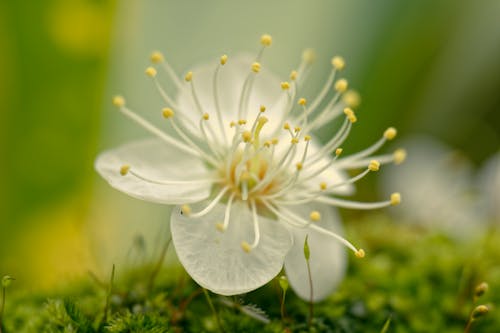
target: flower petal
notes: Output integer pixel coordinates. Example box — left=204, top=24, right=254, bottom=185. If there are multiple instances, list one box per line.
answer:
left=283, top=202, right=347, bottom=302
left=177, top=55, right=286, bottom=141
left=171, top=201, right=293, bottom=295
left=95, top=138, right=212, bottom=204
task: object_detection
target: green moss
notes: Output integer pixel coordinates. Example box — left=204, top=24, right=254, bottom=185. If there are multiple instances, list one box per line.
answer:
left=2, top=216, right=499, bottom=332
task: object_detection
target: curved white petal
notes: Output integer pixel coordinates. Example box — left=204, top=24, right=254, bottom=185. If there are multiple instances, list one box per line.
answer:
left=171, top=201, right=293, bottom=295
left=283, top=202, right=347, bottom=302
left=177, top=55, right=286, bottom=142
left=95, top=138, right=212, bottom=205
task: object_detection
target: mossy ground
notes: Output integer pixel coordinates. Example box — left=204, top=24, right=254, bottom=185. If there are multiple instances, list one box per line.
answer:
left=2, top=216, right=499, bottom=332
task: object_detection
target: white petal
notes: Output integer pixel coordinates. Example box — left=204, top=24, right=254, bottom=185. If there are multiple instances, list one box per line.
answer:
left=95, top=138, right=211, bottom=204
left=177, top=55, right=286, bottom=142
left=283, top=202, right=347, bottom=302
left=171, top=201, right=293, bottom=295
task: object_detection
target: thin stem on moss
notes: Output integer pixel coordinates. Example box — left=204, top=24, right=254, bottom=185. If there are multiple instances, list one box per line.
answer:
left=203, top=288, right=224, bottom=333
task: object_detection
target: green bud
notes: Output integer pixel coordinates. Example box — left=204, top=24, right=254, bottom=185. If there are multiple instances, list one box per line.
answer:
left=279, top=275, right=289, bottom=292
left=471, top=305, right=489, bottom=320
left=303, top=235, right=310, bottom=261
left=474, top=282, right=489, bottom=299
left=2, top=275, right=15, bottom=288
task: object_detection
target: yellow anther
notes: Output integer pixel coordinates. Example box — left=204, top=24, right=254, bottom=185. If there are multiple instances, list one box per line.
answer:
left=240, top=171, right=251, bottom=181
left=320, top=182, right=327, bottom=190
left=145, top=66, right=157, bottom=78
left=260, top=34, right=272, bottom=47
left=309, top=211, right=321, bottom=222
left=238, top=119, right=247, bottom=125
left=283, top=122, right=290, bottom=130
left=291, top=137, right=299, bottom=144
left=343, top=108, right=357, bottom=123
left=241, top=241, right=252, bottom=253
left=220, top=54, right=228, bottom=65
left=185, top=71, right=193, bottom=82
left=240, top=133, right=253, bottom=145
left=334, top=78, right=348, bottom=92
left=390, top=192, right=401, bottom=206
left=296, top=162, right=303, bottom=171
left=202, top=113, right=209, bottom=120
left=120, top=165, right=130, bottom=176
left=258, top=116, right=268, bottom=125
left=251, top=62, right=261, bottom=73
left=302, top=48, right=316, bottom=64
left=112, top=95, right=125, bottom=107
left=162, top=107, right=174, bottom=118
left=331, top=56, right=346, bottom=70
left=343, top=90, right=361, bottom=108
left=368, top=160, right=380, bottom=172
left=216, top=223, right=225, bottom=232
left=393, top=149, right=407, bottom=165
left=384, top=127, right=397, bottom=140
left=343, top=107, right=354, bottom=117
left=260, top=105, right=266, bottom=112
left=150, top=51, right=164, bottom=64
left=230, top=121, right=236, bottom=128
left=304, top=135, right=311, bottom=141
left=271, top=138, right=279, bottom=145
left=281, top=81, right=290, bottom=90
left=181, top=205, right=191, bottom=215
left=335, top=148, right=343, bottom=156
left=355, top=249, right=365, bottom=258
left=294, top=126, right=301, bottom=133
left=264, top=140, right=272, bottom=147
left=290, top=70, right=298, bottom=81
left=298, top=98, right=307, bottom=106
left=242, top=131, right=252, bottom=142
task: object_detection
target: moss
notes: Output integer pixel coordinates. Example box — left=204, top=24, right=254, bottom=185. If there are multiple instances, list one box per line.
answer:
left=2, top=217, right=499, bottom=332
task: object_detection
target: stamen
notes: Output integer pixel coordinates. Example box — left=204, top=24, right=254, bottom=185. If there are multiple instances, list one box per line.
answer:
left=114, top=101, right=203, bottom=161
left=212, top=55, right=229, bottom=144
left=124, top=166, right=221, bottom=186
left=331, top=56, right=345, bottom=71
left=309, top=211, right=321, bottom=221
left=315, top=195, right=398, bottom=210
left=188, top=186, right=230, bottom=218
left=334, top=128, right=398, bottom=167
left=263, top=200, right=364, bottom=256
left=151, top=51, right=184, bottom=90
left=166, top=114, right=219, bottom=165
left=216, top=192, right=236, bottom=232
left=241, top=200, right=262, bottom=253
left=334, top=78, right=348, bottom=93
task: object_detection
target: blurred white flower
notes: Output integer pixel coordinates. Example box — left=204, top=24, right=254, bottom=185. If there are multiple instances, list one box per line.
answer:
left=96, top=35, right=401, bottom=301
left=381, top=135, right=484, bottom=238
left=477, top=151, right=500, bottom=223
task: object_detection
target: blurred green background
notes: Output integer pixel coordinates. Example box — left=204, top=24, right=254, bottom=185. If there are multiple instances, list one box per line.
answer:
left=1, top=0, right=499, bottom=288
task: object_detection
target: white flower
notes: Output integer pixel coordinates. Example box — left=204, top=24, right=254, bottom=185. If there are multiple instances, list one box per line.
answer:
left=381, top=135, right=484, bottom=237
left=96, top=35, right=402, bottom=302
left=477, top=151, right=500, bottom=222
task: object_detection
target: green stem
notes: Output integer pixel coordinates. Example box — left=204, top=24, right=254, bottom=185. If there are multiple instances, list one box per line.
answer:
left=147, top=237, right=172, bottom=293
left=0, top=286, right=5, bottom=333
left=103, top=264, right=115, bottom=324
left=203, top=288, right=224, bottom=333
left=306, top=259, right=314, bottom=328
left=280, top=292, right=286, bottom=322
left=464, top=318, right=473, bottom=333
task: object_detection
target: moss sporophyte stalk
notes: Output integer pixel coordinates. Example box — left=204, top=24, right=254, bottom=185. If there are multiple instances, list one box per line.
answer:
left=96, top=34, right=405, bottom=301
